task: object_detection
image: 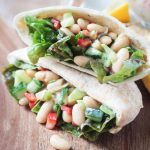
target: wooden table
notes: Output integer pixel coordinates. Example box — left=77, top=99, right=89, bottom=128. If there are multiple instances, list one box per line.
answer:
left=0, top=15, right=150, bottom=150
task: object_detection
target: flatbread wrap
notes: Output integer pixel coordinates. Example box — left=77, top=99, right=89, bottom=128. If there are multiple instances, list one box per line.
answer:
left=2, top=48, right=143, bottom=141
left=13, top=6, right=150, bottom=85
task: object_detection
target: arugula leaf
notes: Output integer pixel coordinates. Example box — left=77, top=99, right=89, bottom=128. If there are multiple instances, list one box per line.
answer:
left=60, top=123, right=83, bottom=137
left=83, top=130, right=100, bottom=141
left=25, top=16, right=57, bottom=44
left=131, top=50, right=144, bottom=60
left=100, top=105, right=115, bottom=119
left=2, top=65, right=18, bottom=90
left=48, top=36, right=73, bottom=59
left=28, top=42, right=51, bottom=64
left=13, top=60, right=37, bottom=69
left=11, top=82, right=27, bottom=101
left=101, top=44, right=116, bottom=67
left=103, top=59, right=144, bottom=83
left=90, top=60, right=106, bottom=82
left=2, top=65, right=28, bottom=102
left=81, top=105, right=116, bottom=140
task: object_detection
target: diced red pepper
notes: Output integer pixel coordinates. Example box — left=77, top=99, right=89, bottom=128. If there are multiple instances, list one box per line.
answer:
left=29, top=101, right=37, bottom=109
left=72, top=120, right=77, bottom=126
left=46, top=113, right=57, bottom=130
left=77, top=38, right=92, bottom=48
left=24, top=92, right=37, bottom=109
left=24, top=92, right=37, bottom=102
left=61, top=105, right=72, bottom=115
left=82, top=30, right=90, bottom=37
left=38, top=67, right=48, bottom=71
left=51, top=18, right=61, bottom=30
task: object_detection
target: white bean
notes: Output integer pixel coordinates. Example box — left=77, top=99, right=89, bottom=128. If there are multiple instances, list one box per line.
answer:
left=50, top=134, right=71, bottom=150
left=100, top=36, right=112, bottom=45
left=36, top=101, right=53, bottom=123
left=83, top=96, right=100, bottom=108
left=26, top=69, right=36, bottom=78
left=112, top=48, right=129, bottom=73
left=77, top=18, right=89, bottom=30
left=19, top=97, right=28, bottom=106
left=47, top=79, right=65, bottom=93
left=35, top=71, right=59, bottom=83
left=92, top=40, right=102, bottom=50
left=74, top=56, right=91, bottom=67
left=108, top=32, right=117, bottom=40
left=112, top=60, right=123, bottom=73
left=87, top=23, right=105, bottom=33
left=117, top=48, right=130, bottom=61
left=35, top=89, right=49, bottom=101
left=111, top=34, right=130, bottom=52
left=60, top=27, right=74, bottom=36
left=72, top=104, right=85, bottom=126
left=62, top=111, right=72, bottom=123
left=89, top=31, right=98, bottom=40
left=70, top=24, right=81, bottom=34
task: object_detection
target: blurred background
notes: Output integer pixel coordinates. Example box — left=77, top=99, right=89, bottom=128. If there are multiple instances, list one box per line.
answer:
left=0, top=0, right=150, bottom=37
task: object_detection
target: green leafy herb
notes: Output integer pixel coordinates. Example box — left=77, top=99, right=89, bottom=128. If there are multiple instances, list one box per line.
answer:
left=60, top=123, right=83, bottom=137
left=101, top=44, right=116, bottom=67
left=131, top=50, right=144, bottom=60
left=28, top=42, right=51, bottom=64
left=2, top=65, right=18, bottom=90
left=13, top=60, right=37, bottom=69
left=25, top=16, right=57, bottom=44
left=11, top=82, right=27, bottom=101
left=90, top=60, right=106, bottom=82
left=48, top=36, right=73, bottom=60
left=103, top=59, right=144, bottom=83
left=100, top=105, right=115, bottom=119
left=81, top=105, right=116, bottom=141
left=14, top=70, right=32, bottom=87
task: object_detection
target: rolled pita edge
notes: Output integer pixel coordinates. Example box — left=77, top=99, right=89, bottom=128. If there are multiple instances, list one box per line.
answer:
left=7, top=48, right=143, bottom=133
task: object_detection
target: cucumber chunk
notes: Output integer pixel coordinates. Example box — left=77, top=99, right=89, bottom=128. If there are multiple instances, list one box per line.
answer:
left=31, top=101, right=43, bottom=114
left=85, top=108, right=104, bottom=122
left=11, top=82, right=27, bottom=101
left=85, top=47, right=102, bottom=58
left=27, top=78, right=44, bottom=93
left=14, top=70, right=32, bottom=86
left=68, top=88, right=86, bottom=104
left=61, top=13, right=75, bottom=27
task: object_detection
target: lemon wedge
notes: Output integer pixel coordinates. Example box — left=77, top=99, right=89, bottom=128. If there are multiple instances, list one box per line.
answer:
left=142, top=75, right=150, bottom=93
left=110, top=2, right=130, bottom=23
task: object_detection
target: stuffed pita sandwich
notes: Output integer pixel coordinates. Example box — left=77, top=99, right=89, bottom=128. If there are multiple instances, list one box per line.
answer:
left=13, top=6, right=150, bottom=85
left=2, top=48, right=143, bottom=141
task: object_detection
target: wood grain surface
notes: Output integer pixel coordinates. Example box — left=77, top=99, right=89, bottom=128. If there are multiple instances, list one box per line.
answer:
left=0, top=17, right=150, bottom=150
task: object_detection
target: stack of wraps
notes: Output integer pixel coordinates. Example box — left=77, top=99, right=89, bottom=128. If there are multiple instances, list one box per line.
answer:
left=3, top=7, right=149, bottom=141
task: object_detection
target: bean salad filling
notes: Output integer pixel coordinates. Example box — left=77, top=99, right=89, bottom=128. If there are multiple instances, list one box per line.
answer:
left=25, top=13, right=145, bottom=83
left=3, top=61, right=116, bottom=141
